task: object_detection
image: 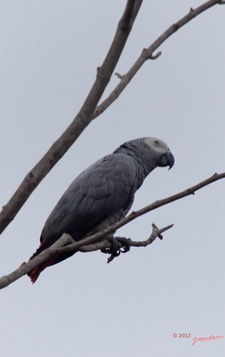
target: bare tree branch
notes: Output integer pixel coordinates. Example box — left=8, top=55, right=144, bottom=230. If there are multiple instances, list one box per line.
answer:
left=93, top=0, right=224, bottom=119
left=1, top=0, right=223, bottom=235
left=0, top=0, right=143, bottom=235
left=0, top=224, right=172, bottom=289
left=0, top=171, right=224, bottom=289
left=0, top=233, right=74, bottom=289
left=53, top=172, right=225, bottom=257
left=77, top=223, right=173, bottom=253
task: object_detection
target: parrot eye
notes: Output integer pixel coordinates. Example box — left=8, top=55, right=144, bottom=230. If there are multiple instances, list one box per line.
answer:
left=154, top=140, right=159, bottom=145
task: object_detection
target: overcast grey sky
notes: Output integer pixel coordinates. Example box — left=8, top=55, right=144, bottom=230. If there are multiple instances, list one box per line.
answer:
left=1, top=1, right=225, bottom=356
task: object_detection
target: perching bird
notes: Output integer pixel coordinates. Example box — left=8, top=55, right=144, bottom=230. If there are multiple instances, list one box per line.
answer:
left=28, top=137, right=174, bottom=282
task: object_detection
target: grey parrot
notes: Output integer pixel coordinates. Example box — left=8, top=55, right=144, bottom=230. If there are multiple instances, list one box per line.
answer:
left=28, top=137, right=174, bottom=282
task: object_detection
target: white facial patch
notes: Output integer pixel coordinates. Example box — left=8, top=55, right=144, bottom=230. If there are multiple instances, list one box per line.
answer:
left=144, top=137, right=169, bottom=152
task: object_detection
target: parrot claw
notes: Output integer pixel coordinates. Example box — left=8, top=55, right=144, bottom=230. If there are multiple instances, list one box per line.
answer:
left=101, top=236, right=131, bottom=262
left=116, top=237, right=131, bottom=253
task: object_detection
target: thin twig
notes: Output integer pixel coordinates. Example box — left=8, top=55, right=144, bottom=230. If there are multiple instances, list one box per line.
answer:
left=93, top=0, right=223, bottom=119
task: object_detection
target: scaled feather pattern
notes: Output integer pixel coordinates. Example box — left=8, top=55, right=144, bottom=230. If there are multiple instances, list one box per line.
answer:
left=28, top=137, right=175, bottom=282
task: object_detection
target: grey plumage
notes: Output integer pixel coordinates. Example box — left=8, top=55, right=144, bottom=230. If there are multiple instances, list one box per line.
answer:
left=28, top=137, right=174, bottom=282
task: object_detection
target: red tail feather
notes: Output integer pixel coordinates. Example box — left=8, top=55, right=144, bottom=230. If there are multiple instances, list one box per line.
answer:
left=28, top=237, right=55, bottom=283
left=28, top=257, right=55, bottom=283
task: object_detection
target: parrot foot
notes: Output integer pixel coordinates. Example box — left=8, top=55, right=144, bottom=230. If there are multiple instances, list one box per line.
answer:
left=101, top=236, right=131, bottom=263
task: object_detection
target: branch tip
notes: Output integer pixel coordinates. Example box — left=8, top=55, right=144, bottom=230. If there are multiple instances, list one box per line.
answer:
left=115, top=72, right=124, bottom=79
left=150, top=51, right=162, bottom=60
left=143, top=48, right=162, bottom=60
left=152, top=223, right=174, bottom=240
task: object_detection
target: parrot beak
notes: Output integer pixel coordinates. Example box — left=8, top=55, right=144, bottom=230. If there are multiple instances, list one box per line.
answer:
left=167, top=151, right=175, bottom=170
left=158, top=151, right=175, bottom=169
